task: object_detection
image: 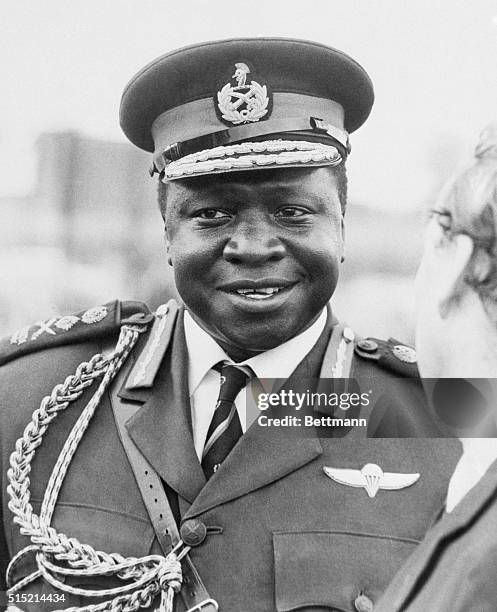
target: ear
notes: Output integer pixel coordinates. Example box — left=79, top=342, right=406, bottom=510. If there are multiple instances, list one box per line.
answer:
left=438, top=233, right=474, bottom=318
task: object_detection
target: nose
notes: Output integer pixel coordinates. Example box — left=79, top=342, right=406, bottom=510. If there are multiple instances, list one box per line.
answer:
left=223, top=220, right=286, bottom=265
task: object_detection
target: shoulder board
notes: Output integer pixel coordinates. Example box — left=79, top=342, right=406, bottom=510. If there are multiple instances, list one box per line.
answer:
left=354, top=336, right=419, bottom=377
left=0, top=300, right=152, bottom=367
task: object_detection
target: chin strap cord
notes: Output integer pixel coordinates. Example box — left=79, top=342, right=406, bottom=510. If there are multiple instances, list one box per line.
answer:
left=6, top=320, right=188, bottom=611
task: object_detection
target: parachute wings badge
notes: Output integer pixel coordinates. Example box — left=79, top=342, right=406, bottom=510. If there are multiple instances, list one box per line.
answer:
left=217, top=62, right=269, bottom=125
left=323, top=463, right=420, bottom=498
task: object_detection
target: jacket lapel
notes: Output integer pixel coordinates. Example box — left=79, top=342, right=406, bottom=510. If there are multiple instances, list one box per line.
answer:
left=183, top=313, right=336, bottom=519
left=184, top=410, right=322, bottom=519
left=387, top=459, right=497, bottom=610
left=123, top=310, right=206, bottom=503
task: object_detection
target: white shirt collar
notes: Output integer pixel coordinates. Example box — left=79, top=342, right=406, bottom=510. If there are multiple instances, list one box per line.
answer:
left=445, top=438, right=497, bottom=512
left=184, top=308, right=327, bottom=397
left=459, top=437, right=497, bottom=469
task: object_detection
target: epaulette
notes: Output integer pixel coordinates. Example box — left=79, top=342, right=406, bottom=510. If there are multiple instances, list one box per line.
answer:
left=0, top=300, right=153, bottom=367
left=354, top=336, right=419, bottom=377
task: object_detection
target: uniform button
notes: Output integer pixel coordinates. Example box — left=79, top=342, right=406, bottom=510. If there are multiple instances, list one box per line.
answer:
left=354, top=593, right=374, bottom=612
left=357, top=339, right=378, bottom=353
left=180, top=519, right=207, bottom=546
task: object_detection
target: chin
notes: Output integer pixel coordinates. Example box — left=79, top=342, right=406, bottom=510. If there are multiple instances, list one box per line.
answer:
left=229, top=331, right=289, bottom=353
left=217, top=324, right=298, bottom=360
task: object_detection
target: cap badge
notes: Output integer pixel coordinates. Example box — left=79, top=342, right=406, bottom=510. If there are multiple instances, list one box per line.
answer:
left=323, top=463, right=420, bottom=498
left=217, top=62, right=269, bottom=125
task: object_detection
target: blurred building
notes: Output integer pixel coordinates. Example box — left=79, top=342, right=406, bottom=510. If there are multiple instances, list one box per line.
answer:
left=35, top=132, right=158, bottom=262
left=1, top=130, right=427, bottom=340
left=0, top=131, right=175, bottom=335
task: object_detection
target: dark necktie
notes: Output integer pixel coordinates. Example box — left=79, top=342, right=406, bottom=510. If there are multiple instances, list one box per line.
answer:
left=201, top=362, right=252, bottom=479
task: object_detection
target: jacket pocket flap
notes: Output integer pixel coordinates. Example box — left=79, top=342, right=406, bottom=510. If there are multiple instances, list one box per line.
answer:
left=51, top=503, right=155, bottom=557
left=274, top=531, right=418, bottom=611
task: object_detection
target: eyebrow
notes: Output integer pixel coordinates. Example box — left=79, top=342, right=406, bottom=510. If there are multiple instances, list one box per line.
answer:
left=178, top=186, right=327, bottom=207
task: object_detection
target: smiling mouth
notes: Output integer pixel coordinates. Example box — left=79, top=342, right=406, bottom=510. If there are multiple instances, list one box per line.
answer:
left=218, top=278, right=298, bottom=304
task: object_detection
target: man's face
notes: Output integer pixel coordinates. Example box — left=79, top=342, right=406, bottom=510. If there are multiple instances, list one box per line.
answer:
left=164, top=166, right=344, bottom=360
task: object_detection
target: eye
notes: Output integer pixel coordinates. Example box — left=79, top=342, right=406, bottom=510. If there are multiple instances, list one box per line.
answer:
left=195, top=208, right=231, bottom=220
left=275, top=206, right=309, bottom=218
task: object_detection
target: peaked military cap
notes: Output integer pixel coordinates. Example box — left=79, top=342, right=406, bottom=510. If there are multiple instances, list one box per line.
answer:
left=120, top=37, right=374, bottom=181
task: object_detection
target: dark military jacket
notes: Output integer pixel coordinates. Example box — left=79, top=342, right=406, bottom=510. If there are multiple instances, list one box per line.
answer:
left=375, top=459, right=497, bottom=612
left=0, top=301, right=460, bottom=612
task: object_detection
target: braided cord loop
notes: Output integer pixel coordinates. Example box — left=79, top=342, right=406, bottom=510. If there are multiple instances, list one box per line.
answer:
left=6, top=322, right=185, bottom=612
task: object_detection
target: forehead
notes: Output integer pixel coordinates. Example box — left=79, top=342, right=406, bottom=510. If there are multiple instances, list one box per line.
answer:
left=165, top=166, right=339, bottom=203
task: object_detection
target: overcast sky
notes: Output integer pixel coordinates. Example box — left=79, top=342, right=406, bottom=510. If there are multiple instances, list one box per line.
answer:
left=2, top=0, right=497, bottom=210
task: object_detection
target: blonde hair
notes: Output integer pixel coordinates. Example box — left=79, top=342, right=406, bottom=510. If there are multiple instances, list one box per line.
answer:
left=436, top=123, right=497, bottom=321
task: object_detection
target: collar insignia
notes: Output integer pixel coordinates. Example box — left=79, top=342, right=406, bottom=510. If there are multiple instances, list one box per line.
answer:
left=323, top=463, right=420, bottom=498
left=216, top=62, right=270, bottom=125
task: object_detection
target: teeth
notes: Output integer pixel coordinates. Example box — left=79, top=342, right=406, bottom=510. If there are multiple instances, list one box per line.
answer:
left=235, top=287, right=282, bottom=298
left=259, top=287, right=280, bottom=294
left=245, top=293, right=271, bottom=300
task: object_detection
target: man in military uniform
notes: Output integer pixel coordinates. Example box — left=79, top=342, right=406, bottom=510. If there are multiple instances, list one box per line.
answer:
left=0, top=39, right=459, bottom=612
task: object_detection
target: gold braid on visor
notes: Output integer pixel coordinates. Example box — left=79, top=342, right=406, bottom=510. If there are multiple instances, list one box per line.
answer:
left=162, top=139, right=342, bottom=181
